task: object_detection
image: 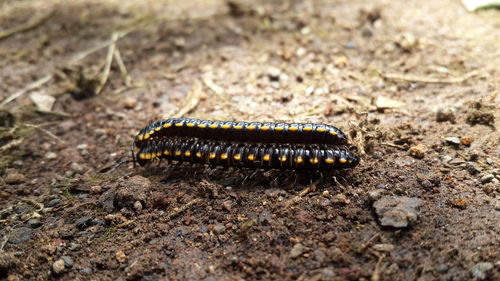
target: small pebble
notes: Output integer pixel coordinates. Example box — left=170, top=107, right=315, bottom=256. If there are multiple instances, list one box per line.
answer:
left=465, top=162, right=482, bottom=174
left=444, top=137, right=461, bottom=146
left=482, top=184, right=494, bottom=195
left=471, top=262, right=493, bottom=280
left=322, top=190, right=330, bottom=198
left=45, top=152, right=57, bottom=160
left=4, top=171, right=26, bottom=185
left=436, top=264, right=448, bottom=273
left=70, top=162, right=86, bottom=174
left=436, top=108, right=455, bottom=122
left=290, top=243, right=305, bottom=258
left=408, top=144, right=427, bottom=159
left=115, top=250, right=127, bottom=263
left=75, top=216, right=94, bottom=229
left=267, top=67, right=281, bottom=81
left=90, top=185, right=102, bottom=193
left=480, top=174, right=494, bottom=184
left=76, top=143, right=88, bottom=150
left=52, top=259, right=66, bottom=274
left=60, top=256, right=73, bottom=268
left=372, top=244, right=395, bottom=252
left=373, top=196, right=422, bottom=228
left=222, top=200, right=233, bottom=212
left=213, top=224, right=226, bottom=235
left=332, top=194, right=350, bottom=205
left=450, top=198, right=468, bottom=209
left=8, top=227, right=32, bottom=244
left=123, top=97, right=137, bottom=109
left=133, top=201, right=143, bottom=211
left=460, top=137, right=472, bottom=146
left=46, top=198, right=61, bottom=207
left=494, top=201, right=500, bottom=211
left=28, top=219, right=43, bottom=228
left=80, top=268, right=92, bottom=275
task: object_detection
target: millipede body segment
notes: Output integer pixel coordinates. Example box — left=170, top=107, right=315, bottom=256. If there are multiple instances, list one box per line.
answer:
left=136, top=139, right=360, bottom=170
left=134, top=118, right=348, bottom=149
left=132, top=118, right=360, bottom=171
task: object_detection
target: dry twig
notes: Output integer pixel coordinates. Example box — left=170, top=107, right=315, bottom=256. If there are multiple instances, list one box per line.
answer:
left=172, top=82, right=202, bottom=118
left=166, top=198, right=202, bottom=220
left=381, top=70, right=479, bottom=84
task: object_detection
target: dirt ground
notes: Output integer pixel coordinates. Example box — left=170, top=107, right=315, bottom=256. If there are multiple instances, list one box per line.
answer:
left=0, top=0, right=499, bottom=280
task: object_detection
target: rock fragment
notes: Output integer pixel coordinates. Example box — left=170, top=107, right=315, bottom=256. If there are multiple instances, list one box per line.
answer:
left=373, top=196, right=422, bottom=228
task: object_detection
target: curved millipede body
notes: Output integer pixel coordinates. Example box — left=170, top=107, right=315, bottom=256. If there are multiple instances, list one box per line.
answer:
left=133, top=118, right=349, bottom=150
left=135, top=138, right=360, bottom=170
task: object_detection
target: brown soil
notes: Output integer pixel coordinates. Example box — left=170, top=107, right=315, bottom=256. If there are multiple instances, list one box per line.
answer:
left=0, top=0, right=498, bottom=280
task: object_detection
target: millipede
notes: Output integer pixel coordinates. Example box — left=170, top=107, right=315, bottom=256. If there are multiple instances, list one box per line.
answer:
left=132, top=118, right=360, bottom=171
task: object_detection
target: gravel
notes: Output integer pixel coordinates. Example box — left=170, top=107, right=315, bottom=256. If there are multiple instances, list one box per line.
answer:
left=373, top=196, right=423, bottom=228
left=471, top=262, right=493, bottom=280
left=60, top=256, right=73, bottom=268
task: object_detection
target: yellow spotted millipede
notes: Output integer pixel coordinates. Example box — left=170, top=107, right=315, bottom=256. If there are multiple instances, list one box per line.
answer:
left=132, top=118, right=360, bottom=171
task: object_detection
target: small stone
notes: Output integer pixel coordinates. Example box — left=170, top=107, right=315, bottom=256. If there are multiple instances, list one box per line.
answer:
left=75, top=216, right=94, bottom=229
left=123, top=97, right=137, bottom=109
left=45, top=152, right=57, bottom=160
left=444, top=137, right=461, bottom=146
left=8, top=227, right=32, bottom=244
left=76, top=143, right=88, bottom=150
left=460, top=137, right=472, bottom=146
left=115, top=176, right=150, bottom=209
left=222, top=200, right=233, bottom=212
left=334, top=56, right=348, bottom=68
left=322, top=190, right=330, bottom=198
left=290, top=243, right=305, bottom=258
left=202, top=277, right=217, bottom=281
left=80, top=268, right=92, bottom=275
left=494, top=201, right=500, bottom=211
left=52, top=259, right=66, bottom=274
left=4, top=171, right=26, bottom=185
left=28, top=219, right=43, bottom=228
left=70, top=162, right=86, bottom=174
left=267, top=67, right=281, bottom=81
left=436, top=264, right=448, bottom=273
left=115, top=250, right=127, bottom=263
left=408, top=144, right=427, bottom=159
left=450, top=198, right=468, bottom=209
left=465, top=162, right=482, bottom=174
left=46, top=198, right=61, bottom=207
left=90, top=185, right=102, bottom=193
left=471, top=262, right=493, bottom=280
left=372, top=244, right=395, bottom=252
left=60, top=256, right=73, bottom=268
left=213, top=224, right=226, bottom=235
left=367, top=189, right=386, bottom=202
left=332, top=194, right=350, bottom=205
left=480, top=174, right=494, bottom=184
left=482, top=183, right=494, bottom=195
left=133, top=201, right=143, bottom=211
left=373, top=196, right=422, bottom=228
left=436, top=108, right=455, bottom=122
left=374, top=96, right=405, bottom=110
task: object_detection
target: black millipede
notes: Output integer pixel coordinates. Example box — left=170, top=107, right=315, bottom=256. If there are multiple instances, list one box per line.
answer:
left=133, top=118, right=349, bottom=150
left=135, top=138, right=360, bottom=170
